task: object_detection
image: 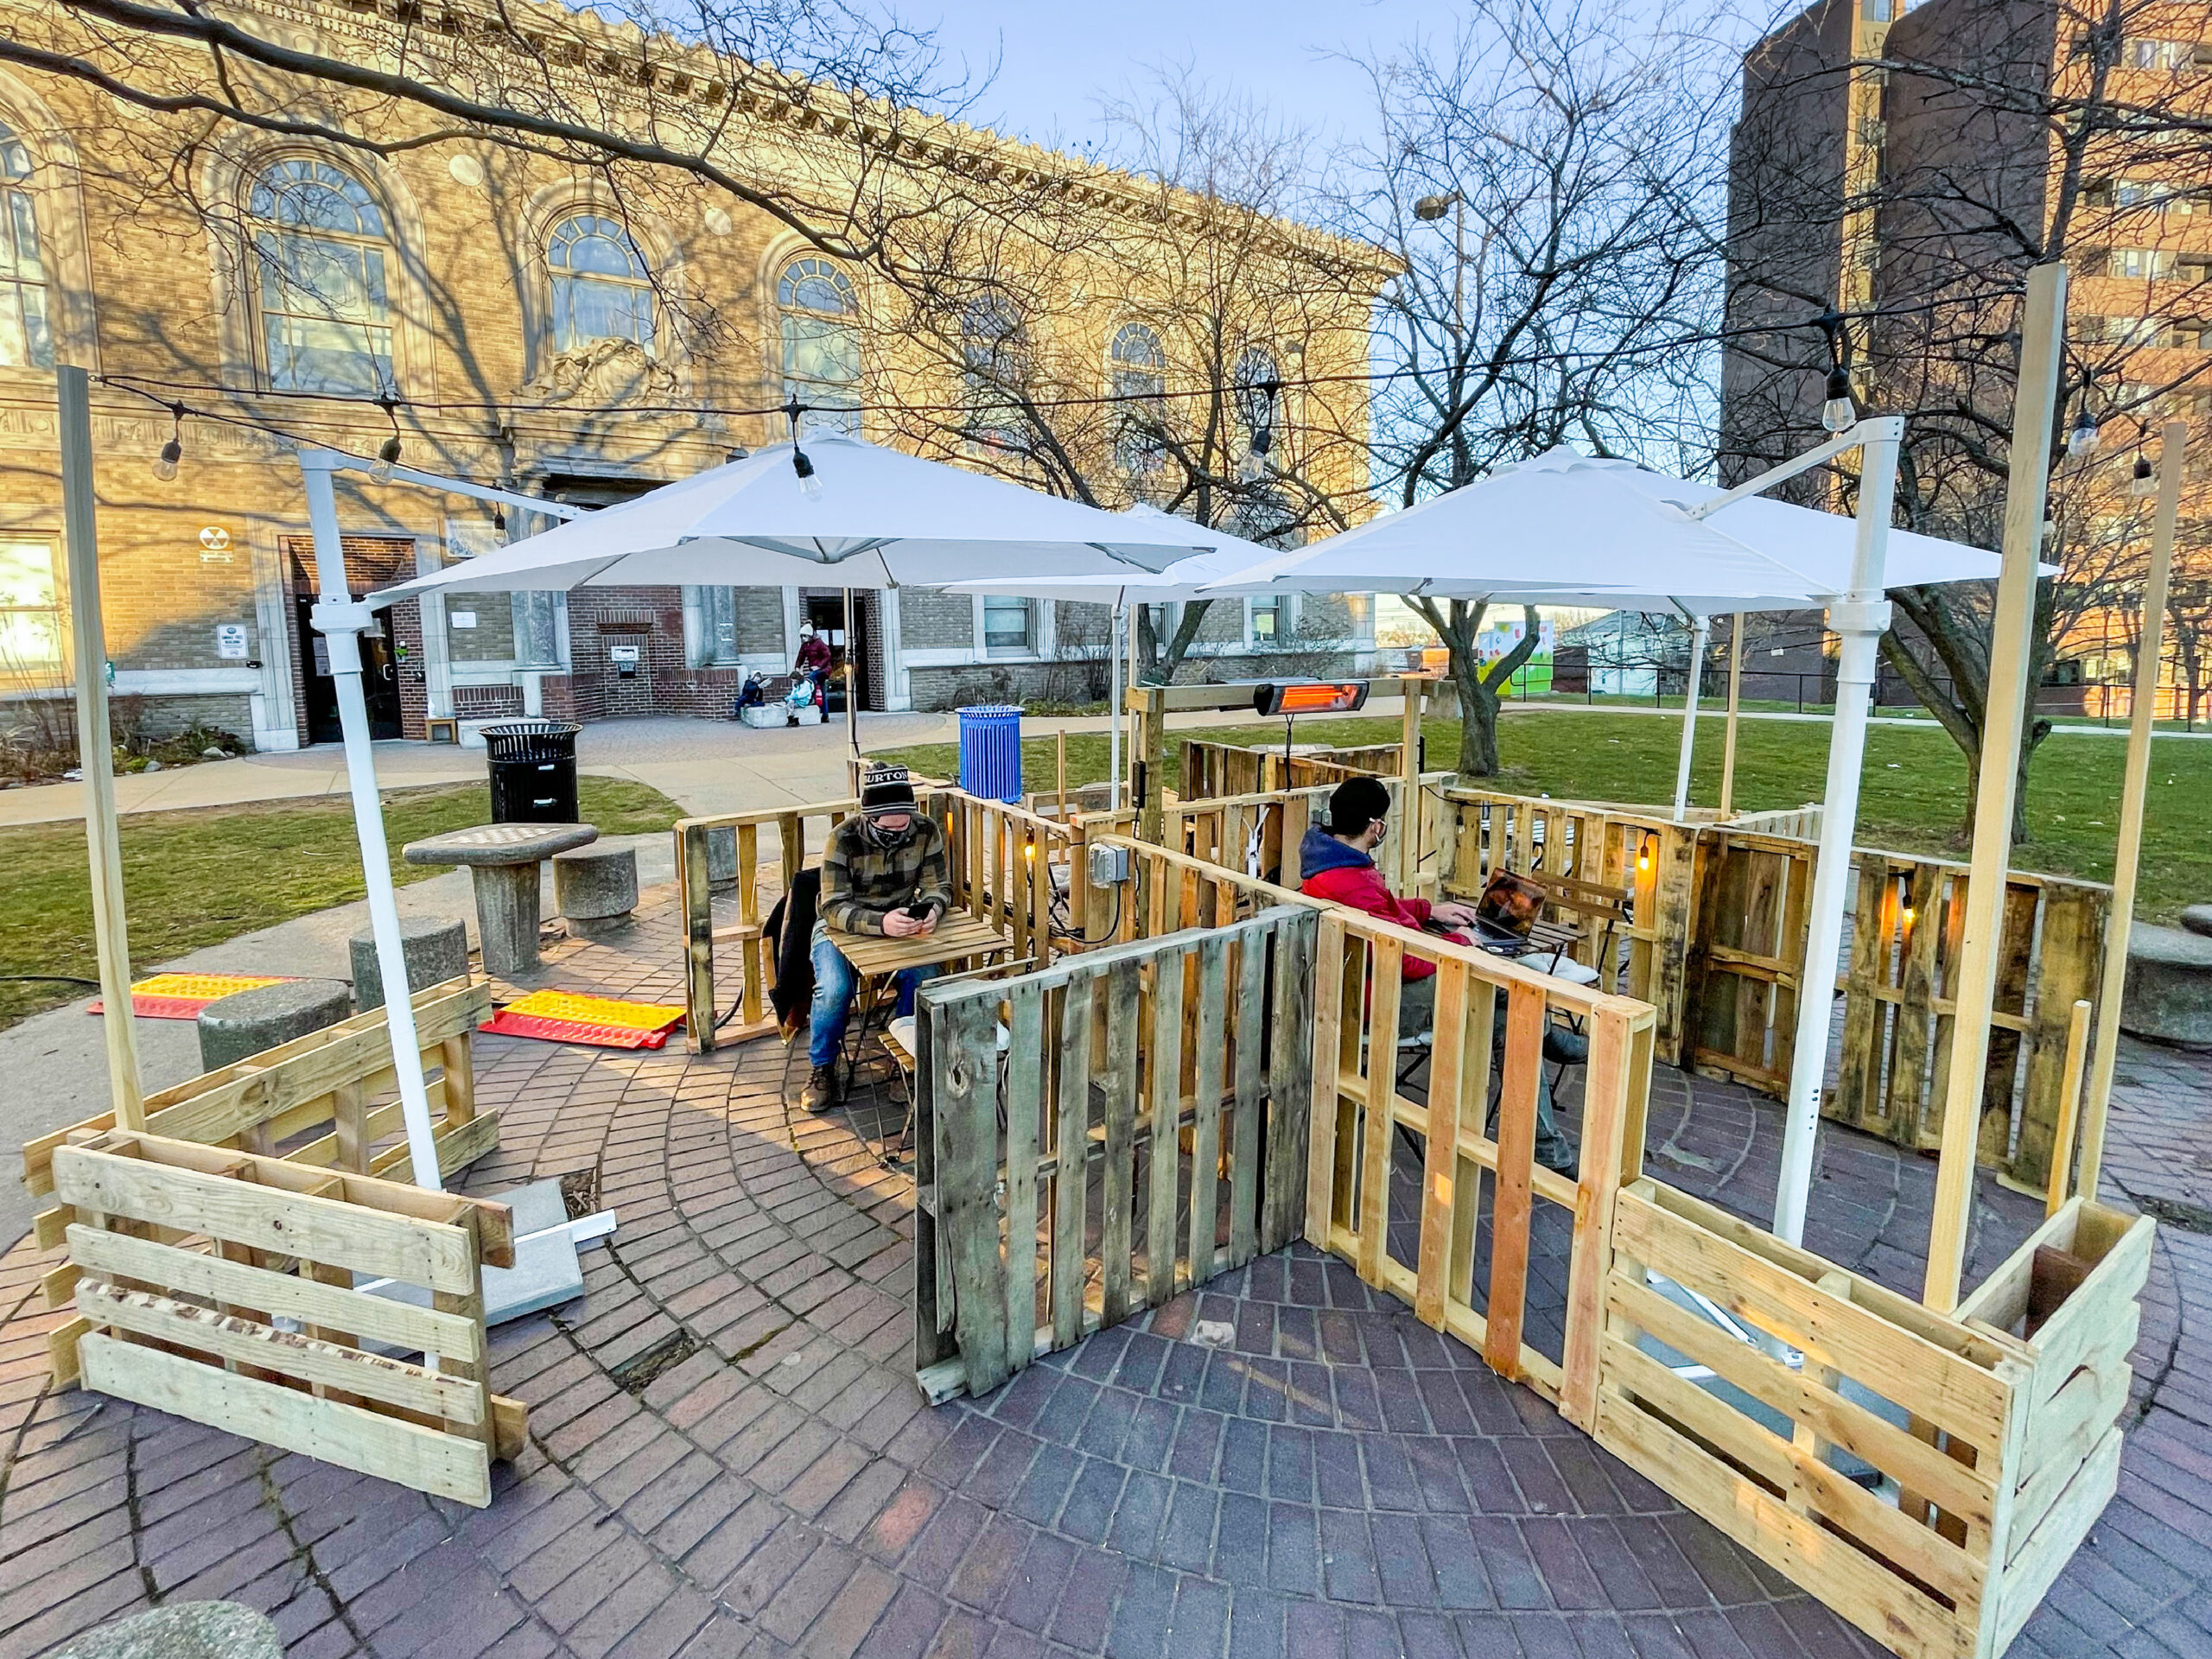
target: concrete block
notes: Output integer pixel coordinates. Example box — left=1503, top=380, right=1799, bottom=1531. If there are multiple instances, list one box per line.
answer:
left=54, top=1602, right=281, bottom=1659
left=349, top=916, right=470, bottom=1011
left=198, top=978, right=353, bottom=1071
left=2181, top=903, right=2212, bottom=939
left=2121, top=922, right=2212, bottom=1045
left=554, top=845, right=639, bottom=937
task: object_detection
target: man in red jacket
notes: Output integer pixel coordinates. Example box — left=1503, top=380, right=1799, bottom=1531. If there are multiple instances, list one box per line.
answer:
left=1300, top=776, right=1578, bottom=1173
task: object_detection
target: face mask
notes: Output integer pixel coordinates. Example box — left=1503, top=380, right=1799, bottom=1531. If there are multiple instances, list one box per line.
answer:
left=863, top=817, right=913, bottom=849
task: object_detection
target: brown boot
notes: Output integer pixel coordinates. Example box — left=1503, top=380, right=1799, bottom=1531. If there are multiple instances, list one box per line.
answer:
left=800, top=1065, right=842, bottom=1114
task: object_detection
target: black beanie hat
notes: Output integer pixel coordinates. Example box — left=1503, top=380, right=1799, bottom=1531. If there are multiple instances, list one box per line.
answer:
left=1328, top=775, right=1392, bottom=837
left=861, top=763, right=918, bottom=819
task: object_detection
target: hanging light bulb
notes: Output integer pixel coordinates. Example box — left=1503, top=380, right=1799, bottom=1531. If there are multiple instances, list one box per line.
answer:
left=151, top=404, right=184, bottom=482
left=370, top=435, right=401, bottom=483
left=2068, top=400, right=2101, bottom=458
left=2131, top=450, right=2158, bottom=498
left=1821, top=365, right=1857, bottom=434
left=785, top=397, right=822, bottom=500
left=492, top=505, right=506, bottom=534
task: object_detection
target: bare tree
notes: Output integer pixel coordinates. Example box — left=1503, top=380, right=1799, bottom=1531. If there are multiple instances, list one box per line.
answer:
left=1327, top=0, right=1732, bottom=774
left=1722, top=0, right=2212, bottom=838
left=859, top=68, right=1379, bottom=685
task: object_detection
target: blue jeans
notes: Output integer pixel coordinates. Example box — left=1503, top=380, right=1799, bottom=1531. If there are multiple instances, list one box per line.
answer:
left=808, top=924, right=938, bottom=1068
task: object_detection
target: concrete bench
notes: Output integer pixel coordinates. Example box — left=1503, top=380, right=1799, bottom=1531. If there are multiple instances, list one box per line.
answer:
left=554, top=845, right=639, bottom=938
left=2121, top=922, right=2212, bottom=1045
left=350, top=916, right=470, bottom=1010
left=402, top=822, right=598, bottom=980
left=198, top=978, right=353, bottom=1071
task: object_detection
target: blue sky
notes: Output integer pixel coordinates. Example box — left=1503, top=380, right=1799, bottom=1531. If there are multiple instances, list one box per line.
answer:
left=916, top=0, right=1472, bottom=157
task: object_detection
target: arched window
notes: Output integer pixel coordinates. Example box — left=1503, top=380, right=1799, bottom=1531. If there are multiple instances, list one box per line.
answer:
left=1109, top=323, right=1166, bottom=474
left=248, top=159, right=395, bottom=393
left=777, top=256, right=859, bottom=435
left=549, top=214, right=655, bottom=353
left=963, top=294, right=1027, bottom=448
left=0, top=125, right=50, bottom=369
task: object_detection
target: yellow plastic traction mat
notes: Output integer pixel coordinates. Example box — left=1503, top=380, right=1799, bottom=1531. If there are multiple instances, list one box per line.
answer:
left=494, top=990, right=687, bottom=1031
left=128, top=974, right=289, bottom=1000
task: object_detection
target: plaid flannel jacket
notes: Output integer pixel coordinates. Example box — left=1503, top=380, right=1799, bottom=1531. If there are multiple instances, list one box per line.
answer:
left=818, top=814, right=953, bottom=936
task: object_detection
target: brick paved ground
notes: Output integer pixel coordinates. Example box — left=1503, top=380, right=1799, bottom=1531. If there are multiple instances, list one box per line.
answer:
left=2, top=886, right=2209, bottom=1659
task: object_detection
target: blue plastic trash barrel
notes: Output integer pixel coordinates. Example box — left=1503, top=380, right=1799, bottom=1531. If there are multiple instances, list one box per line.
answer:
left=957, top=705, right=1025, bottom=803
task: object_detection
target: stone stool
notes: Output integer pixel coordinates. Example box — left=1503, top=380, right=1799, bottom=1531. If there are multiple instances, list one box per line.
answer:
left=198, top=978, right=353, bottom=1071
left=2121, top=923, right=2212, bottom=1045
left=2181, top=903, right=2212, bottom=940
left=54, top=1602, right=281, bottom=1659
left=401, top=822, right=599, bottom=980
left=349, top=916, right=470, bottom=1010
left=554, top=844, right=639, bottom=938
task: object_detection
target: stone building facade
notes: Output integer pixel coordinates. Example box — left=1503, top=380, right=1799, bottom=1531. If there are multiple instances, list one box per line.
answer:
left=0, top=0, right=1379, bottom=749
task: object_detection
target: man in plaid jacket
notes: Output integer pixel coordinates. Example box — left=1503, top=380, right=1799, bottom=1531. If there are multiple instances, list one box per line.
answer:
left=803, top=764, right=953, bottom=1111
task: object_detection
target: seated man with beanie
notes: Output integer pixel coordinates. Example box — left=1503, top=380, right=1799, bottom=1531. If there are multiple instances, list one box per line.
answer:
left=802, top=764, right=954, bottom=1112
left=1299, top=776, right=1582, bottom=1173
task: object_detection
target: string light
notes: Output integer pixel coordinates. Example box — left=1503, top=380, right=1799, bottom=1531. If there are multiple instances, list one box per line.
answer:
left=1815, top=311, right=1856, bottom=434
left=369, top=397, right=403, bottom=482
left=150, top=403, right=184, bottom=482
left=2068, top=376, right=2101, bottom=457
left=786, top=398, right=822, bottom=501
left=2131, top=448, right=2158, bottom=499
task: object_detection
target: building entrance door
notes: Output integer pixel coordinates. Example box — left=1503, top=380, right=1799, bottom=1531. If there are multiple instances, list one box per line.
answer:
left=804, top=593, right=877, bottom=710
left=297, top=600, right=404, bottom=742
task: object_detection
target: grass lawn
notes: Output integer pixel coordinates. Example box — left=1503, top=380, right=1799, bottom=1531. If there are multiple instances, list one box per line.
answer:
left=881, top=709, right=2212, bottom=923
left=0, top=777, right=683, bottom=1032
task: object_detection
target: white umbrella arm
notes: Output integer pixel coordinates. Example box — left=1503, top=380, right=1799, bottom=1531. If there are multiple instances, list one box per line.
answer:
left=301, top=452, right=447, bottom=1192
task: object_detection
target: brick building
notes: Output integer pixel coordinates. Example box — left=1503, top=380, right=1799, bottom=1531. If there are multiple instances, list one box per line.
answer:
left=0, top=0, right=1379, bottom=749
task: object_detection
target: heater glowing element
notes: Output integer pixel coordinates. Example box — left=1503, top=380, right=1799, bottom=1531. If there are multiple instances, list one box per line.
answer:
left=1252, top=681, right=1370, bottom=718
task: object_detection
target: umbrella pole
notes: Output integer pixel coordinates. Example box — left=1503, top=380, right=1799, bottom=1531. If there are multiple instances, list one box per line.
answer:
left=2076, top=422, right=2186, bottom=1202
left=1719, top=613, right=1745, bottom=818
left=1772, top=414, right=1905, bottom=1246
left=1671, top=613, right=1712, bottom=823
left=844, top=588, right=859, bottom=772
left=299, top=451, right=444, bottom=1191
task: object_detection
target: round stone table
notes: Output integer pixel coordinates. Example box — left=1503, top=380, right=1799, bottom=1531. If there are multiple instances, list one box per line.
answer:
left=401, top=821, right=597, bottom=979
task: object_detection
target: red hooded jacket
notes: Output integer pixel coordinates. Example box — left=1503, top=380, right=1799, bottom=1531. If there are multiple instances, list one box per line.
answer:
left=1297, top=827, right=1465, bottom=980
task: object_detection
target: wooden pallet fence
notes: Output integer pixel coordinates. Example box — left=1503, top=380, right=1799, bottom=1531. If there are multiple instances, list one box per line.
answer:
left=913, top=905, right=1319, bottom=1400
left=1685, top=829, right=1815, bottom=1096
left=675, top=787, right=1081, bottom=1052
left=1826, top=853, right=2110, bottom=1192
left=1440, top=787, right=1700, bottom=1058
left=1590, top=1178, right=2149, bottom=1658
left=1176, top=739, right=1402, bottom=802
left=47, top=1133, right=525, bottom=1508
left=23, top=977, right=496, bottom=1254
left=1303, top=904, right=1656, bottom=1407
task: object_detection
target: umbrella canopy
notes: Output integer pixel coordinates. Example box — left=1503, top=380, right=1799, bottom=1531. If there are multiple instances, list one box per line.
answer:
left=1199, top=445, right=2005, bottom=612
left=938, top=505, right=1297, bottom=604
left=365, top=437, right=1219, bottom=609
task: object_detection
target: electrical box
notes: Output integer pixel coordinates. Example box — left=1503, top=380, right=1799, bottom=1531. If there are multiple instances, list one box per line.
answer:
left=1088, top=842, right=1133, bottom=887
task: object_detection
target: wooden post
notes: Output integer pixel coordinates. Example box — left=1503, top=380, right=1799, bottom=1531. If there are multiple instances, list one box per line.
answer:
left=2076, top=421, right=2184, bottom=1201
left=1924, top=262, right=2067, bottom=1313
left=1399, top=676, right=1425, bottom=893
left=1056, top=729, right=1068, bottom=823
left=2045, top=997, right=2093, bottom=1217
left=1719, top=613, right=1745, bottom=818
left=58, top=366, right=143, bottom=1128
left=1135, top=687, right=1167, bottom=846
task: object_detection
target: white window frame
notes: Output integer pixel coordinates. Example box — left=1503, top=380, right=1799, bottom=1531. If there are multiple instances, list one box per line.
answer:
left=980, top=593, right=1039, bottom=659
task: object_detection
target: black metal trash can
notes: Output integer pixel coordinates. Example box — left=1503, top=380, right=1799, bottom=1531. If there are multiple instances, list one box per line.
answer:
left=482, top=721, right=582, bottom=823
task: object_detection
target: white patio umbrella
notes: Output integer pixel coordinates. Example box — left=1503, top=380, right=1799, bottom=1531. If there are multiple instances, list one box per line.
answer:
left=939, top=505, right=1300, bottom=807
left=311, top=439, right=1224, bottom=1189
left=1198, top=420, right=2005, bottom=1245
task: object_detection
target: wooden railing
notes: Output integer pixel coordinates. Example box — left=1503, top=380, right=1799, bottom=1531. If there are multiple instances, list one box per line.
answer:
left=23, top=977, right=497, bottom=1252
left=45, top=1133, right=525, bottom=1507
left=1177, top=738, right=1402, bottom=802
left=673, top=787, right=1084, bottom=1052
left=1304, top=901, right=1657, bottom=1411
left=914, top=903, right=1320, bottom=1400
left=1437, top=785, right=2113, bottom=1192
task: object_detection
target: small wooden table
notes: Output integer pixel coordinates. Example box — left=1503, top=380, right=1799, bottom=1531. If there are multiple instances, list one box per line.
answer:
left=822, top=912, right=1011, bottom=1093
left=402, top=822, right=598, bottom=979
